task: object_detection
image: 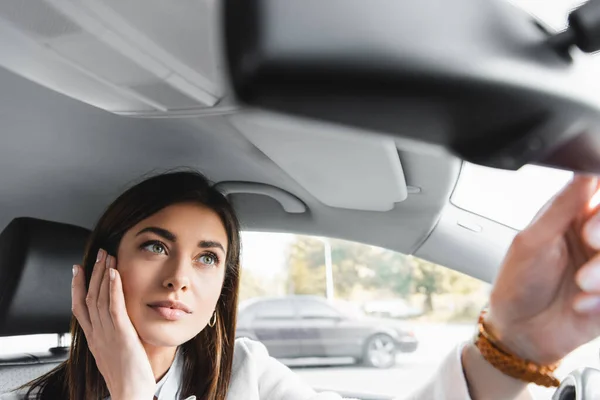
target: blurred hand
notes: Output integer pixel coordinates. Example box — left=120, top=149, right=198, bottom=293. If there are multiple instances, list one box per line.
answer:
left=487, top=175, right=600, bottom=365
left=72, top=249, right=155, bottom=400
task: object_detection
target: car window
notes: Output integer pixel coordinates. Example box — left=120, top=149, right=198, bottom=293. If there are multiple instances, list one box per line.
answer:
left=296, top=299, right=341, bottom=319
left=253, top=299, right=296, bottom=320
left=452, top=163, right=572, bottom=230
left=509, top=0, right=588, bottom=31
left=239, top=232, right=491, bottom=396
left=239, top=232, right=600, bottom=399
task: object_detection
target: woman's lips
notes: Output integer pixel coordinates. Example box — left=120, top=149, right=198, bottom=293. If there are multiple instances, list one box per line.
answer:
left=149, top=305, right=187, bottom=321
left=147, top=299, right=192, bottom=321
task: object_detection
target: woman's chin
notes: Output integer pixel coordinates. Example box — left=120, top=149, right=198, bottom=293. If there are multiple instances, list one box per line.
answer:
left=136, top=323, right=197, bottom=348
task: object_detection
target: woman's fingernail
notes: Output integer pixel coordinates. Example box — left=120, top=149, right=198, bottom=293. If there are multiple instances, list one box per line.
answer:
left=584, top=215, right=600, bottom=248
left=589, top=188, right=600, bottom=210
left=109, top=268, right=116, bottom=281
left=72, top=265, right=78, bottom=277
left=574, top=296, right=600, bottom=313
left=96, top=249, right=105, bottom=263
left=105, top=255, right=111, bottom=269
left=577, top=265, right=600, bottom=292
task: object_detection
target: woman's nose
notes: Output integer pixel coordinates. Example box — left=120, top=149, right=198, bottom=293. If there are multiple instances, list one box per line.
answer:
left=163, top=275, right=190, bottom=291
left=162, top=259, right=191, bottom=291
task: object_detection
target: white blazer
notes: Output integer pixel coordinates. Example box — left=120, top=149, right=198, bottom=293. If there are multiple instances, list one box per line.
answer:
left=1, top=338, right=533, bottom=400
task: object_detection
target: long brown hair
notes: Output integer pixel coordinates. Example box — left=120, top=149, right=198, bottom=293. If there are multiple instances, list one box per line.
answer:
left=22, top=170, right=242, bottom=400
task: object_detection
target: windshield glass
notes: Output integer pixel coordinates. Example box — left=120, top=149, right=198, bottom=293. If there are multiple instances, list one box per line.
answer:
left=451, top=163, right=572, bottom=230
left=508, top=0, right=585, bottom=30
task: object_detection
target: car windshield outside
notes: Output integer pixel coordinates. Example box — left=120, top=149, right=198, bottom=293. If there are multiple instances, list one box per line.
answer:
left=452, top=163, right=573, bottom=230
left=509, top=0, right=587, bottom=31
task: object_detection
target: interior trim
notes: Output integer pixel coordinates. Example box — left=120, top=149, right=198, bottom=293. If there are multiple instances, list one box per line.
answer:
left=215, top=181, right=307, bottom=214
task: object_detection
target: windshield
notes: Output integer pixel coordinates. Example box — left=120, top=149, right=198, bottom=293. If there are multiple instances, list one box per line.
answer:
left=452, top=163, right=573, bottom=230
left=508, top=0, right=586, bottom=30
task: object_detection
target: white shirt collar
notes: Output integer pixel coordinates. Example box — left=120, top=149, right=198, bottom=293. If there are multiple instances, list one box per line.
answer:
left=154, top=348, right=181, bottom=399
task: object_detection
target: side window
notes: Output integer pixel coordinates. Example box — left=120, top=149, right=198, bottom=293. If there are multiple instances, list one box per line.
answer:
left=297, top=299, right=340, bottom=319
left=237, top=302, right=258, bottom=325
left=0, top=334, right=64, bottom=356
left=254, top=300, right=296, bottom=320
left=240, top=231, right=491, bottom=397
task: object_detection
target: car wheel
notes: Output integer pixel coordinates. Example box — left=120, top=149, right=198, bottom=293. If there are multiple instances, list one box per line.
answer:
left=363, top=334, right=397, bottom=369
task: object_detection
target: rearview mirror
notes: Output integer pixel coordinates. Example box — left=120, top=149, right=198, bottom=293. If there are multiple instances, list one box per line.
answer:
left=224, top=0, right=600, bottom=173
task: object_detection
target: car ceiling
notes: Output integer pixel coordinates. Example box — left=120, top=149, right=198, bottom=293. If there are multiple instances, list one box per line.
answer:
left=0, top=1, right=521, bottom=283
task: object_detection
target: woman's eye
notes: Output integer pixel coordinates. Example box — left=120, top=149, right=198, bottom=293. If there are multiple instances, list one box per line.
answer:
left=198, top=254, right=217, bottom=266
left=143, top=242, right=166, bottom=254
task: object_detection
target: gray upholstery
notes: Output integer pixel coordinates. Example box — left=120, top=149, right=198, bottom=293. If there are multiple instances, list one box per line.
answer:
left=0, top=352, right=66, bottom=394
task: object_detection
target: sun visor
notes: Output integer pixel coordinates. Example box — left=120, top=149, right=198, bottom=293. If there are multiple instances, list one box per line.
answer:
left=229, top=112, right=408, bottom=212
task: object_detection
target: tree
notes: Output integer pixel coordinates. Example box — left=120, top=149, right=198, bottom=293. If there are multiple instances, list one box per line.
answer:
left=238, top=268, right=270, bottom=302
left=285, top=236, right=485, bottom=311
left=330, top=240, right=371, bottom=298
left=410, top=257, right=447, bottom=312
left=287, top=237, right=327, bottom=295
left=366, top=250, right=413, bottom=298
left=287, top=236, right=413, bottom=299
left=408, top=255, right=485, bottom=313
left=287, top=237, right=369, bottom=298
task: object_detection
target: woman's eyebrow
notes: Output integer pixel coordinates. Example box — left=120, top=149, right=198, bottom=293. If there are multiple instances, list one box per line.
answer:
left=136, top=226, right=176, bottom=242
left=199, top=240, right=225, bottom=253
left=136, top=227, right=225, bottom=252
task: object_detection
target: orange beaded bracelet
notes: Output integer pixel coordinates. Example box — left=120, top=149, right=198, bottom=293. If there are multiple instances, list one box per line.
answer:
left=474, top=310, right=561, bottom=388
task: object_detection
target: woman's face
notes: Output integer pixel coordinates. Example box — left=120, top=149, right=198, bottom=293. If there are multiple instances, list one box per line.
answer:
left=116, top=202, right=228, bottom=347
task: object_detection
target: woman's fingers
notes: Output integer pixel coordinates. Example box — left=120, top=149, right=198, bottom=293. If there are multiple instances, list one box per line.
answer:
left=97, top=256, right=113, bottom=330
left=573, top=292, right=600, bottom=314
left=86, top=249, right=108, bottom=330
left=583, top=209, right=600, bottom=250
left=108, top=265, right=129, bottom=331
left=576, top=252, right=600, bottom=294
left=71, top=264, right=92, bottom=334
left=528, top=176, right=597, bottom=247
left=74, top=251, right=135, bottom=344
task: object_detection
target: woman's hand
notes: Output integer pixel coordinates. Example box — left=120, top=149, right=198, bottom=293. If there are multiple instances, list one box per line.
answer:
left=72, top=249, right=156, bottom=400
left=486, top=175, right=600, bottom=365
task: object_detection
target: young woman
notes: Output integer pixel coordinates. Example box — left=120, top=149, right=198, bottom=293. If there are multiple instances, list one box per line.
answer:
left=3, top=171, right=600, bottom=400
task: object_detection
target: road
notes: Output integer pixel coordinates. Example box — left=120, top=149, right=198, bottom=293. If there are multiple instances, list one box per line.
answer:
left=287, top=323, right=600, bottom=399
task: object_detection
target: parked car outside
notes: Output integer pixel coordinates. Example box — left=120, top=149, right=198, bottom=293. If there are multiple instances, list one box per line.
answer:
left=362, top=299, right=424, bottom=319
left=236, top=295, right=418, bottom=368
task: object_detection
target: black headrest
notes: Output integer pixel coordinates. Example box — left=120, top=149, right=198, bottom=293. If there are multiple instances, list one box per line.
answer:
left=0, top=218, right=90, bottom=336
